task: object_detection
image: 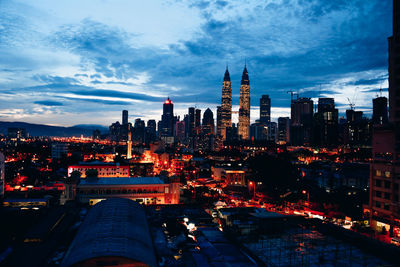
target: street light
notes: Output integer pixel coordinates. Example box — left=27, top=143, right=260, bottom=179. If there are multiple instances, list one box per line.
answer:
left=249, top=181, right=256, bottom=199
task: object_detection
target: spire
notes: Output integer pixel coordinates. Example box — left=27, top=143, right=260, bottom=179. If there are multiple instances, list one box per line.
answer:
left=241, top=64, right=249, bottom=85
left=224, top=66, right=230, bottom=82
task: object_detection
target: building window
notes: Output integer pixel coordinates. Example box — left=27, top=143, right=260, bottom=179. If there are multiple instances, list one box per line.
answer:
left=376, top=170, right=382, bottom=177
left=375, top=179, right=382, bottom=187
left=384, top=192, right=391, bottom=200
left=375, top=191, right=382, bottom=198
left=385, top=171, right=391, bottom=178
left=376, top=201, right=381, bottom=208
left=384, top=203, right=390, bottom=211
left=385, top=181, right=391, bottom=189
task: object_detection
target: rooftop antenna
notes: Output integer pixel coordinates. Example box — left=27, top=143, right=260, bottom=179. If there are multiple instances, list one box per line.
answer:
left=287, top=91, right=298, bottom=102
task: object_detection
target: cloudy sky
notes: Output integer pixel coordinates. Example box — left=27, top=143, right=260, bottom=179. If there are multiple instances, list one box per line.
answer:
left=0, top=0, right=392, bottom=126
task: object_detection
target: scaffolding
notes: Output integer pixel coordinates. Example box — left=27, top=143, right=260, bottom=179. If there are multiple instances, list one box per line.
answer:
left=245, top=224, right=392, bottom=267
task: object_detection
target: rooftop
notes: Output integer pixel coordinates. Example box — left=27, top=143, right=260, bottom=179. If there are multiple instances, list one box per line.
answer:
left=61, top=198, right=157, bottom=267
left=79, top=177, right=165, bottom=186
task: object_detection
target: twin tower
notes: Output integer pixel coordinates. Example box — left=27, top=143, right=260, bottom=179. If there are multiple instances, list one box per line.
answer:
left=219, top=65, right=250, bottom=140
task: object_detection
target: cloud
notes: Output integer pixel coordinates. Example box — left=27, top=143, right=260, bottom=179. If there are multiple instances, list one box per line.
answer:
left=34, top=100, right=64, bottom=106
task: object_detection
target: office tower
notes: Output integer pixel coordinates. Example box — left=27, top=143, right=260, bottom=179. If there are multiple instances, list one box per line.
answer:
left=195, top=109, right=201, bottom=135
left=373, top=96, right=388, bottom=125
left=250, top=122, right=266, bottom=141
left=0, top=152, right=3, bottom=198
left=147, top=120, right=156, bottom=134
left=51, top=143, right=68, bottom=159
left=313, top=98, right=338, bottom=147
left=369, top=0, right=400, bottom=235
left=221, top=67, right=232, bottom=140
left=145, top=119, right=157, bottom=143
left=278, top=117, right=290, bottom=143
left=202, top=108, right=215, bottom=135
left=175, top=120, right=185, bottom=140
left=188, top=107, right=195, bottom=137
left=290, top=97, right=313, bottom=146
left=216, top=106, right=222, bottom=136
left=160, top=98, right=175, bottom=137
left=238, top=65, right=250, bottom=140
left=134, top=118, right=145, bottom=142
left=122, top=110, right=128, bottom=125
left=260, top=95, right=271, bottom=125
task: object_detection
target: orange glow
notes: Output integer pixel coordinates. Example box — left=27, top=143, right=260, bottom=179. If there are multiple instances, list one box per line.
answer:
left=302, top=190, right=307, bottom=194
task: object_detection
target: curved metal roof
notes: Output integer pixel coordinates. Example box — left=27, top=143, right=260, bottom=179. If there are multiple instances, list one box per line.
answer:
left=61, top=198, right=157, bottom=267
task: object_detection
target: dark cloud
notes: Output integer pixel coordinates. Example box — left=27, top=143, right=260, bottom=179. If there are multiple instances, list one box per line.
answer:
left=34, top=100, right=64, bottom=106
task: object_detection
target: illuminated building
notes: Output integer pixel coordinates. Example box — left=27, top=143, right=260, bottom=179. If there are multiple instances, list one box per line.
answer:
left=68, top=163, right=130, bottom=178
left=278, top=117, right=290, bottom=143
left=0, top=152, right=4, bottom=198
left=260, top=95, right=271, bottom=125
left=160, top=98, right=175, bottom=137
left=238, top=65, right=250, bottom=140
left=133, top=118, right=145, bottom=142
left=175, top=120, right=185, bottom=140
left=216, top=105, right=222, bottom=136
left=62, top=177, right=180, bottom=205
left=369, top=0, right=400, bottom=236
left=290, top=97, right=313, bottom=146
left=212, top=166, right=246, bottom=186
left=188, top=107, right=195, bottom=137
left=221, top=67, right=232, bottom=140
left=195, top=108, right=201, bottom=135
left=129, top=161, right=154, bottom=177
left=127, top=124, right=132, bottom=159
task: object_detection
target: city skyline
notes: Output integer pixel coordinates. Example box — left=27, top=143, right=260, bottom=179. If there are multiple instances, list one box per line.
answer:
left=0, top=0, right=392, bottom=126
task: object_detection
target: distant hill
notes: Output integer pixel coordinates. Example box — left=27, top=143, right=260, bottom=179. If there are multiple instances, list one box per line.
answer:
left=0, top=121, right=109, bottom=137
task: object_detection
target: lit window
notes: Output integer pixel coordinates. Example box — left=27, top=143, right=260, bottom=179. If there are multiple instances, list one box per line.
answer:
left=385, top=171, right=391, bottom=178
left=376, top=170, right=382, bottom=177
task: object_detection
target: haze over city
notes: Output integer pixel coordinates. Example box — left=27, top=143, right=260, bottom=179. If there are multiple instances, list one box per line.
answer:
left=0, top=0, right=392, bottom=126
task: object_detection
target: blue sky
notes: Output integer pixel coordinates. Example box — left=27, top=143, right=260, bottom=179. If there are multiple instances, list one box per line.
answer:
left=0, top=0, right=392, bottom=126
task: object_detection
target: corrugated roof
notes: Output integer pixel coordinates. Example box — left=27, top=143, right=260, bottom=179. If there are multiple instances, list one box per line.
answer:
left=61, top=198, right=157, bottom=267
left=79, top=177, right=164, bottom=186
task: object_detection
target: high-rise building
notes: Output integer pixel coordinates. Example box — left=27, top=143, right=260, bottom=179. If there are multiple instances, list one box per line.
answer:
left=373, top=96, right=388, bottom=125
left=134, top=118, right=145, bottom=142
left=188, top=107, right=195, bottom=137
left=122, top=110, right=128, bottom=125
left=313, top=98, right=338, bottom=147
left=238, top=65, right=250, bottom=140
left=278, top=117, right=290, bottom=143
left=202, top=108, right=215, bottom=135
left=290, top=97, right=313, bottom=146
left=175, top=120, right=185, bottom=140
left=221, top=67, right=232, bottom=140
left=216, top=106, right=222, bottom=137
left=160, top=98, right=175, bottom=137
left=369, top=0, right=400, bottom=236
left=194, top=109, right=201, bottom=135
left=260, top=95, right=271, bottom=125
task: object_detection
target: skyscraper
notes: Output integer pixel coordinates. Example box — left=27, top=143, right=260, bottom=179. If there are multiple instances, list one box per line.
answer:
left=290, top=97, right=313, bottom=146
left=278, top=117, right=290, bottom=143
left=188, top=107, right=195, bottom=137
left=238, top=65, right=250, bottom=140
left=260, top=95, right=271, bottom=125
left=221, top=67, right=232, bottom=140
left=160, top=98, right=175, bottom=137
left=202, top=108, right=215, bottom=135
left=122, top=110, right=128, bottom=125
left=313, top=98, right=338, bottom=147
left=372, top=96, right=388, bottom=125
left=369, top=0, right=400, bottom=235
left=216, top=106, right=222, bottom=136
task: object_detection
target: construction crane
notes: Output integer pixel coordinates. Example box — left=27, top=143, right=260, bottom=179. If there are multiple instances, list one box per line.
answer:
left=347, top=97, right=355, bottom=110
left=287, top=91, right=298, bottom=102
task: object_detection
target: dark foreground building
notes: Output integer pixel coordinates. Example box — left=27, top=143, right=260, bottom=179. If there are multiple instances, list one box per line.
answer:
left=61, top=198, right=157, bottom=267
